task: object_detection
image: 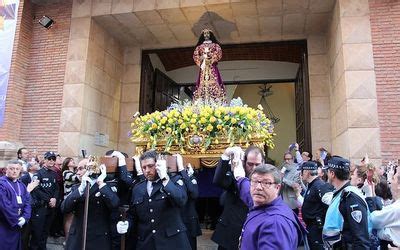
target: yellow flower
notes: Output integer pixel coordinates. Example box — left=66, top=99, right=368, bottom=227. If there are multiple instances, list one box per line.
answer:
left=210, top=116, right=217, bottom=123
left=190, top=118, right=196, bottom=124
left=231, top=118, right=237, bottom=124
left=180, top=123, right=187, bottom=130
left=206, top=124, right=213, bottom=132
left=151, top=123, right=158, bottom=130
left=168, top=118, right=174, bottom=124
left=192, top=113, right=198, bottom=118
left=246, top=114, right=253, bottom=120
left=161, top=117, right=167, bottom=124
left=178, top=119, right=183, bottom=124
left=215, top=110, right=221, bottom=118
left=224, top=115, right=230, bottom=121
left=217, top=124, right=223, bottom=130
left=166, top=127, right=172, bottom=133
left=214, top=139, right=219, bottom=144
left=200, top=117, right=207, bottom=124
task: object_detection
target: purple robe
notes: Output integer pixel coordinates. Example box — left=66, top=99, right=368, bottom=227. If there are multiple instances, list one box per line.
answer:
left=0, top=176, right=31, bottom=250
left=237, top=177, right=305, bottom=250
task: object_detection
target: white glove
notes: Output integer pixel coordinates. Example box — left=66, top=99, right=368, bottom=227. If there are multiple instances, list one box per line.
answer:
left=156, top=159, right=169, bottom=181
left=233, top=160, right=245, bottom=179
left=133, top=156, right=143, bottom=175
left=111, top=151, right=126, bottom=167
left=175, top=154, right=184, bottom=172
left=97, top=164, right=107, bottom=182
left=222, top=146, right=241, bottom=161
left=116, top=221, right=129, bottom=234
left=187, top=163, right=194, bottom=177
left=321, top=192, right=333, bottom=205
left=17, top=217, right=26, bottom=228
left=78, top=172, right=91, bottom=195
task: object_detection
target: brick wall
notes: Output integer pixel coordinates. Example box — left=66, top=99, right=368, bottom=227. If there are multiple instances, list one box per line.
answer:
left=369, top=0, right=400, bottom=163
left=0, top=0, right=33, bottom=142
left=19, top=0, right=72, bottom=154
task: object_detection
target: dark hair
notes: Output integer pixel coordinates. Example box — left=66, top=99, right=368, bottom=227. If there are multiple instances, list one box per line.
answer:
left=139, top=150, right=158, bottom=163
left=244, top=146, right=265, bottom=164
left=375, top=176, right=393, bottom=200
left=61, top=157, right=74, bottom=172
left=329, top=168, right=350, bottom=181
left=196, top=30, right=220, bottom=46
left=17, top=147, right=26, bottom=159
left=249, top=164, right=281, bottom=184
left=303, top=151, right=313, bottom=160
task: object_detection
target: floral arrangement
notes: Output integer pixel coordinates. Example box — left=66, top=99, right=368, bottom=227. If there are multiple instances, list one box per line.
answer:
left=130, top=98, right=275, bottom=154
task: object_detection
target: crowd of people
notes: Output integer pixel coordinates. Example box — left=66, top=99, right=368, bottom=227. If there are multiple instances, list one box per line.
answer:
left=0, top=144, right=399, bottom=250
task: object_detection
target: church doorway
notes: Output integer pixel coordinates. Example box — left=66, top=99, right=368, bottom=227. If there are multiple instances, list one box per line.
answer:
left=139, top=40, right=311, bottom=232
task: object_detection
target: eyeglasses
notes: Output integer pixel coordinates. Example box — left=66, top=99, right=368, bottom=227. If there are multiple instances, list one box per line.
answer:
left=284, top=158, right=293, bottom=161
left=250, top=180, right=276, bottom=188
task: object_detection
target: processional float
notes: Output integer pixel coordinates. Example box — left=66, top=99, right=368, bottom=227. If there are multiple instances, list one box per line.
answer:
left=130, top=28, right=275, bottom=168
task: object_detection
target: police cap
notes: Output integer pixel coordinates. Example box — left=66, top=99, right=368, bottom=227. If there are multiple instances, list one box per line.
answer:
left=301, top=161, right=318, bottom=170
left=44, top=151, right=57, bottom=160
left=323, top=156, right=350, bottom=171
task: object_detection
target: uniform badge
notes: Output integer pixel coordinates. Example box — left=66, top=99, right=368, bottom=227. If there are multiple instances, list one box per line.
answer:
left=307, top=190, right=310, bottom=195
left=351, top=210, right=362, bottom=223
left=111, top=186, right=118, bottom=192
left=191, top=179, right=197, bottom=185
left=177, top=180, right=184, bottom=186
left=95, top=192, right=101, bottom=197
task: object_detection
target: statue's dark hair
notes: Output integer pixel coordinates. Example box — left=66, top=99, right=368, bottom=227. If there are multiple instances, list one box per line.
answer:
left=196, top=30, right=220, bottom=46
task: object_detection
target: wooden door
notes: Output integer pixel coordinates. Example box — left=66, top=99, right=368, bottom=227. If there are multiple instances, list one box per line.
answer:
left=294, top=52, right=312, bottom=153
left=153, top=69, right=181, bottom=111
left=139, top=54, right=155, bottom=114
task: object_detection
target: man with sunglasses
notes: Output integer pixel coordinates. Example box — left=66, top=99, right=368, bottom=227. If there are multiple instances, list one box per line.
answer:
left=235, top=164, right=307, bottom=249
left=30, top=151, right=59, bottom=250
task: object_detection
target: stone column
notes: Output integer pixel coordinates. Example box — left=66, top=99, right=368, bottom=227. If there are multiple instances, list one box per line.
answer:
left=118, top=47, right=141, bottom=155
left=328, top=0, right=381, bottom=164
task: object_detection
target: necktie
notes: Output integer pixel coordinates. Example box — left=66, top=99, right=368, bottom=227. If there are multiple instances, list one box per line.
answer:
left=147, top=181, right=153, bottom=196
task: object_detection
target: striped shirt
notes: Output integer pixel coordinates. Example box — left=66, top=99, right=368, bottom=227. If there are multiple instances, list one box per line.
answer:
left=63, top=170, right=79, bottom=199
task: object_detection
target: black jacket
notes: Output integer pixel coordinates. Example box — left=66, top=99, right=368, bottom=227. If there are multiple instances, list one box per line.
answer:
left=61, top=183, right=120, bottom=250
left=35, top=167, right=59, bottom=206
left=128, top=177, right=190, bottom=250
left=174, top=171, right=202, bottom=238
left=211, top=159, right=248, bottom=250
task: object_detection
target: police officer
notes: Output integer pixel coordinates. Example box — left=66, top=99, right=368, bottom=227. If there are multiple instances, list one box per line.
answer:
left=30, top=151, right=59, bottom=250
left=117, top=150, right=190, bottom=249
left=323, top=156, right=370, bottom=249
left=300, top=161, right=334, bottom=249
left=61, top=158, right=120, bottom=250
left=212, top=146, right=264, bottom=250
left=170, top=155, right=202, bottom=250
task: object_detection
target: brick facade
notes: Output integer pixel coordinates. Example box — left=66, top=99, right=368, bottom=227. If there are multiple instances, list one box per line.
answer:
left=0, top=0, right=32, bottom=142
left=7, top=0, right=72, bottom=152
left=369, top=0, right=400, bottom=163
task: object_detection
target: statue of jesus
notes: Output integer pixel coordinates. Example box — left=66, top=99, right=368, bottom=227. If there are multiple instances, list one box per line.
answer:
left=193, top=29, right=226, bottom=103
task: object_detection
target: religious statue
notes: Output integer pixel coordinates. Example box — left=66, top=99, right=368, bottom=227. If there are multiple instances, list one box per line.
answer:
left=193, top=29, right=226, bottom=103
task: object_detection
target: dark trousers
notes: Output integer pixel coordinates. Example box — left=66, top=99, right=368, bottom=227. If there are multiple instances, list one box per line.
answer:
left=187, top=232, right=197, bottom=250
left=306, top=225, right=324, bottom=250
left=30, top=207, right=55, bottom=250
left=21, top=221, right=31, bottom=249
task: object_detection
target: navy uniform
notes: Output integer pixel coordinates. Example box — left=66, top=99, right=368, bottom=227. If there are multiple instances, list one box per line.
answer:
left=301, top=161, right=334, bottom=249
left=323, top=157, right=370, bottom=250
left=171, top=170, right=202, bottom=250
left=212, top=159, right=248, bottom=250
left=128, top=176, right=190, bottom=250
left=61, top=181, right=120, bottom=250
left=30, top=152, right=59, bottom=250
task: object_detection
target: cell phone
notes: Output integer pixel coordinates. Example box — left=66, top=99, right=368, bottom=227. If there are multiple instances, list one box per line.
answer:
left=289, top=143, right=296, bottom=151
left=81, top=149, right=87, bottom=158
left=320, top=150, right=327, bottom=160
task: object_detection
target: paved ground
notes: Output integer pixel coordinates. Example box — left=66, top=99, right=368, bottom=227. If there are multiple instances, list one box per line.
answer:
left=47, top=229, right=218, bottom=250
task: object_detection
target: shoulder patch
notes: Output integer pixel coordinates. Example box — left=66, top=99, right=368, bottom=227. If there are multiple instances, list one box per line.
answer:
left=351, top=210, right=362, bottom=223
left=95, top=192, right=101, bottom=197
left=177, top=179, right=184, bottom=186
left=111, top=186, right=118, bottom=193
left=191, top=179, right=197, bottom=185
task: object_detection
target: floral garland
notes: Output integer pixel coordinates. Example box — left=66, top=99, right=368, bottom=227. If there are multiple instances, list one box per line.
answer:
left=130, top=98, right=275, bottom=153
